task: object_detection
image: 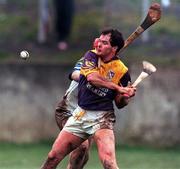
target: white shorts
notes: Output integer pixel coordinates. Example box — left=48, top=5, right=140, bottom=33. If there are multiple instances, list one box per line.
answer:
left=63, top=106, right=116, bottom=139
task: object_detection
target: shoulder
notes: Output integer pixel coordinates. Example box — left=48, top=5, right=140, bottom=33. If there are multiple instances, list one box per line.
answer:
left=117, top=59, right=128, bottom=71
left=84, top=50, right=97, bottom=57
left=113, top=57, right=128, bottom=74
left=83, top=50, right=98, bottom=63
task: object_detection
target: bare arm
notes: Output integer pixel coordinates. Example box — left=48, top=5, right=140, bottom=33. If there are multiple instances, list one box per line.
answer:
left=87, top=72, right=135, bottom=94
left=71, top=70, right=80, bottom=82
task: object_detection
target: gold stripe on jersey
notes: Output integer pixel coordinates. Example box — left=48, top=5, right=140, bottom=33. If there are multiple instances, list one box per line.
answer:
left=80, top=60, right=99, bottom=77
left=80, top=50, right=98, bottom=77
left=91, top=49, right=97, bottom=53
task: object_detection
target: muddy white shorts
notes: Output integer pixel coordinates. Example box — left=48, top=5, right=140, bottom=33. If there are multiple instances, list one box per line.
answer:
left=63, top=106, right=116, bottom=139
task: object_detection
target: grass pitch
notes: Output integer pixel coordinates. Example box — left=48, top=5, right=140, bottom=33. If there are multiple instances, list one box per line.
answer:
left=0, top=142, right=180, bottom=169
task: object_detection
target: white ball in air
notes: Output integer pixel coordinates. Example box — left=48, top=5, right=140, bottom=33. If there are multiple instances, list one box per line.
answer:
left=20, top=50, right=29, bottom=59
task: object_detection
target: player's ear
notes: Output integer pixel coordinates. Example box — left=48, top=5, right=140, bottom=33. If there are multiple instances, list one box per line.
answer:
left=112, top=46, right=118, bottom=53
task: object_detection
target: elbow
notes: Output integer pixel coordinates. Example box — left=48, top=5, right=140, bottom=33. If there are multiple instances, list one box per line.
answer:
left=71, top=70, right=80, bottom=82
left=115, top=94, right=130, bottom=109
left=116, top=101, right=129, bottom=109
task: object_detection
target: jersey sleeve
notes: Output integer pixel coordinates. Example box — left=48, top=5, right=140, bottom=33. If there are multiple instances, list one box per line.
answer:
left=80, top=51, right=99, bottom=77
left=119, top=71, right=131, bottom=87
left=68, top=57, right=84, bottom=80
left=73, top=57, right=84, bottom=71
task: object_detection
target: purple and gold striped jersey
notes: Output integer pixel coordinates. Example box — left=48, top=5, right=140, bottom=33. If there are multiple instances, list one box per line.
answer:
left=78, top=50, right=131, bottom=111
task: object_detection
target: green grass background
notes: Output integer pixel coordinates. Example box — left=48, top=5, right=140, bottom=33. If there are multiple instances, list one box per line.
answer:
left=0, top=142, right=180, bottom=169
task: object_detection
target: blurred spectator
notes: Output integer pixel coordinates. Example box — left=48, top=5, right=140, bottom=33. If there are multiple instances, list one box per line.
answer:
left=53, top=0, right=74, bottom=50
left=161, top=0, right=171, bottom=8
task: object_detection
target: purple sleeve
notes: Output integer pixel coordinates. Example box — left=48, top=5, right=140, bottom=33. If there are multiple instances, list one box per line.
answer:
left=82, top=51, right=98, bottom=68
left=120, top=71, right=131, bottom=87
left=80, top=51, right=99, bottom=76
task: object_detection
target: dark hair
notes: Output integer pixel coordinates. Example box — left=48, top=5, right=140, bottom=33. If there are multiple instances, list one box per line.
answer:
left=101, top=28, right=124, bottom=54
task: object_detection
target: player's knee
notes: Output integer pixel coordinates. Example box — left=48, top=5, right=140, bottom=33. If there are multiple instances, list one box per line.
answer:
left=101, top=149, right=113, bottom=159
left=48, top=150, right=57, bottom=159
left=48, top=149, right=63, bottom=161
left=79, top=143, right=89, bottom=154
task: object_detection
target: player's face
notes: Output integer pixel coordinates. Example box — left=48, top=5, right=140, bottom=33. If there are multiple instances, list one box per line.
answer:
left=96, top=34, right=115, bottom=58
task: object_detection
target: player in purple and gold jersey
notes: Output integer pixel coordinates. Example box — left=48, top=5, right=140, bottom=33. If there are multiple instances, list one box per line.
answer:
left=41, top=28, right=136, bottom=169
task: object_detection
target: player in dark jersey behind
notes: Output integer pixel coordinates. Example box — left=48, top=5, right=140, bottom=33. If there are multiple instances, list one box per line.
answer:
left=41, top=28, right=136, bottom=169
